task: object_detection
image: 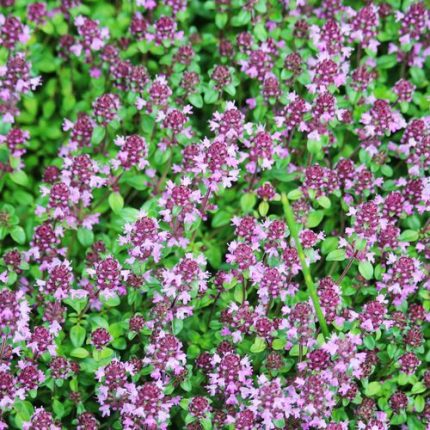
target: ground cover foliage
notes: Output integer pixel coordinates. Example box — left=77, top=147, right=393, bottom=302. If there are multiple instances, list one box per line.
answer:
left=0, top=0, right=430, bottom=428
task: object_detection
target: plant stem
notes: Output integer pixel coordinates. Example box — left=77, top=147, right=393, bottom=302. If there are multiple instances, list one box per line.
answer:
left=208, top=291, right=221, bottom=325
left=154, top=152, right=173, bottom=195
left=281, top=193, right=329, bottom=340
left=0, top=337, right=7, bottom=360
left=191, top=188, right=212, bottom=243
left=337, top=256, right=355, bottom=285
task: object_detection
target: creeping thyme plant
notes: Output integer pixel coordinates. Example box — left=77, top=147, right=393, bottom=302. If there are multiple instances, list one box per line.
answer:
left=1, top=0, right=430, bottom=428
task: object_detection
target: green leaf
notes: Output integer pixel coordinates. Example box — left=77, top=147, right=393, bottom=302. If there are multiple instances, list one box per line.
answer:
left=233, top=284, right=244, bottom=303
left=399, top=229, right=419, bottom=242
left=109, top=192, right=124, bottom=214
left=391, top=412, right=407, bottom=425
left=297, top=71, right=310, bottom=85
left=415, top=395, right=425, bottom=413
left=7, top=272, right=17, bottom=285
left=231, top=9, right=251, bottom=26
left=407, top=415, right=425, bottom=430
left=109, top=322, right=125, bottom=338
left=358, top=261, right=374, bottom=280
left=317, top=196, right=331, bottom=209
left=53, top=399, right=65, bottom=418
left=363, top=335, right=376, bottom=350
left=205, top=243, right=222, bottom=268
left=70, top=378, right=78, bottom=392
left=387, top=344, right=397, bottom=358
left=40, top=20, right=55, bottom=35
left=307, top=139, right=322, bottom=155
left=77, top=228, right=94, bottom=247
left=70, top=347, right=89, bottom=359
left=9, top=170, right=29, bottom=187
left=347, top=87, right=361, bottom=105
left=43, top=100, right=56, bottom=119
left=14, top=400, right=34, bottom=421
left=124, top=174, right=147, bottom=190
left=240, top=193, right=256, bottom=213
left=204, top=88, right=218, bottom=104
left=377, top=54, right=397, bottom=69
left=410, top=67, right=427, bottom=87
left=306, top=210, right=324, bottom=228
left=355, top=238, right=367, bottom=251
left=100, top=294, right=121, bottom=307
left=179, top=398, right=190, bottom=410
left=250, top=336, right=266, bottom=353
left=365, top=381, right=381, bottom=396
left=95, top=348, right=114, bottom=360
left=70, top=325, right=86, bottom=347
left=255, top=0, right=267, bottom=12
left=211, top=210, right=231, bottom=228
left=10, top=226, right=26, bottom=244
left=112, top=337, right=126, bottom=350
left=254, top=22, right=267, bottom=41
left=0, top=148, right=9, bottom=164
left=64, top=298, right=87, bottom=314
left=326, top=249, right=346, bottom=262
left=266, top=169, right=297, bottom=183
left=289, top=344, right=307, bottom=356
left=273, top=419, right=286, bottom=428
left=381, top=165, right=393, bottom=177
left=287, top=189, right=302, bottom=200
left=201, top=418, right=213, bottom=430
left=258, top=201, right=269, bottom=217
left=411, top=382, right=426, bottom=394
left=91, top=316, right=109, bottom=331
left=180, top=379, right=192, bottom=392
left=173, top=319, right=183, bottom=335
left=215, top=12, right=228, bottom=29
left=272, top=338, right=286, bottom=350
left=321, top=237, right=339, bottom=254
left=224, top=84, right=236, bottom=96
left=398, top=372, right=409, bottom=385
left=37, top=57, right=57, bottom=73
left=91, top=126, right=106, bottom=145
left=188, top=93, right=203, bottom=108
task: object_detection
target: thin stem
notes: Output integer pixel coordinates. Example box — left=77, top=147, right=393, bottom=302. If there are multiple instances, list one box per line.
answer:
left=242, top=279, right=247, bottom=304
left=170, top=294, right=179, bottom=309
left=0, top=337, right=7, bottom=360
left=281, top=193, right=329, bottom=339
left=421, top=217, right=430, bottom=233
left=67, top=229, right=77, bottom=258
left=299, top=344, right=304, bottom=362
left=154, top=152, right=173, bottom=195
left=208, top=291, right=221, bottom=325
left=191, top=188, right=212, bottom=243
left=78, top=289, right=99, bottom=321
left=356, top=45, right=362, bottom=66
left=337, top=256, right=355, bottom=285
left=266, top=298, right=272, bottom=315
left=328, top=261, right=338, bottom=276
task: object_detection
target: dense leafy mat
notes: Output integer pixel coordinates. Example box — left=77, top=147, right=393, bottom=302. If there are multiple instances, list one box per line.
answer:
left=0, top=0, right=430, bottom=428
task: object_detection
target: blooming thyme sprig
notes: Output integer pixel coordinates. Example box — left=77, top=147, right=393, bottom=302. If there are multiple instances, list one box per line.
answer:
left=281, top=193, right=330, bottom=339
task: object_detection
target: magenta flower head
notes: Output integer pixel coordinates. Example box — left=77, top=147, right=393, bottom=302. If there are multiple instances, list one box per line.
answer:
left=27, top=3, right=47, bottom=24
left=91, top=327, right=112, bottom=350
left=93, top=93, right=120, bottom=126
left=23, top=408, right=60, bottom=430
